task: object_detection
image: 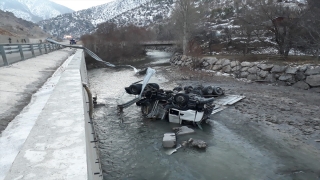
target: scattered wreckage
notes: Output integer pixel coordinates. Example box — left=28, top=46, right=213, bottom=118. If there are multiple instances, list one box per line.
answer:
left=118, top=68, right=244, bottom=127
left=118, top=67, right=245, bottom=152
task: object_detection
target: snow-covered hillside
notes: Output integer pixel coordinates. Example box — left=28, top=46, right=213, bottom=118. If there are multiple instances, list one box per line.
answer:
left=0, top=0, right=74, bottom=22
left=38, top=0, right=163, bottom=38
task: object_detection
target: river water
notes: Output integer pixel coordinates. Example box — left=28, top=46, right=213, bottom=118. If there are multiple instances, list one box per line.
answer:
left=88, top=50, right=319, bottom=180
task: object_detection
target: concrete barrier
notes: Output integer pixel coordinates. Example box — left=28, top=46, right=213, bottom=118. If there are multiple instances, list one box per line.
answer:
left=4, top=49, right=103, bottom=180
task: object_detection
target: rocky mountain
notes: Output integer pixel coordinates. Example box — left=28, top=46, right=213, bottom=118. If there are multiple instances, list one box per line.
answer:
left=0, top=9, right=49, bottom=38
left=38, top=0, right=168, bottom=38
left=0, top=0, right=74, bottom=22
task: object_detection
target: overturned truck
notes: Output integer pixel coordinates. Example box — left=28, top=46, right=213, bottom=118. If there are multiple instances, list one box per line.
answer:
left=118, top=68, right=243, bottom=127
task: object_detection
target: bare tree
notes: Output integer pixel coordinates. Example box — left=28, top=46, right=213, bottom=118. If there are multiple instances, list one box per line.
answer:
left=171, top=0, right=199, bottom=55
left=240, top=0, right=303, bottom=57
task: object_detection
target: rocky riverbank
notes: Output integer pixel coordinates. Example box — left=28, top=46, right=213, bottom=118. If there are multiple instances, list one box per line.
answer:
left=170, top=53, right=320, bottom=92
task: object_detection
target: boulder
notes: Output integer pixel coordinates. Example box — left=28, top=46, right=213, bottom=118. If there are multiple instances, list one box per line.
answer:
left=241, top=67, right=249, bottom=72
left=222, top=65, right=232, bottom=73
left=293, top=81, right=310, bottom=90
left=181, top=55, right=188, bottom=61
left=212, top=64, right=222, bottom=71
left=285, top=67, right=298, bottom=74
left=304, top=67, right=320, bottom=76
left=231, top=66, right=241, bottom=72
left=177, top=61, right=182, bottom=65
left=241, top=61, right=252, bottom=67
left=202, top=61, right=209, bottom=67
left=248, top=66, right=258, bottom=74
left=265, top=74, right=276, bottom=82
left=240, top=72, right=249, bottom=78
left=271, top=65, right=287, bottom=73
left=257, top=64, right=274, bottom=71
left=247, top=74, right=258, bottom=81
left=207, top=57, right=218, bottom=65
left=215, top=59, right=224, bottom=65
left=279, top=74, right=293, bottom=81
left=221, top=59, right=231, bottom=67
left=258, top=70, right=269, bottom=78
left=295, top=71, right=306, bottom=81
left=230, top=61, right=240, bottom=68
left=299, top=65, right=309, bottom=72
left=306, top=74, right=320, bottom=87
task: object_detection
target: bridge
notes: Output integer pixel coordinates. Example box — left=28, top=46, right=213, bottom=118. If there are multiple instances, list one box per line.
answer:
left=140, top=40, right=178, bottom=46
left=0, top=45, right=103, bottom=180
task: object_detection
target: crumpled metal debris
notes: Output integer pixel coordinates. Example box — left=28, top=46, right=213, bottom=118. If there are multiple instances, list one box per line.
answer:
left=165, top=144, right=182, bottom=155
left=188, top=138, right=207, bottom=149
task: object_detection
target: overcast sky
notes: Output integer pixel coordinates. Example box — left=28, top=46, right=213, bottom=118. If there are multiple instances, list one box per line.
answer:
left=51, top=0, right=115, bottom=11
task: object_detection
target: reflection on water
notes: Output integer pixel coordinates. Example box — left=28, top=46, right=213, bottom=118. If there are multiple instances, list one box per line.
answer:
left=88, top=50, right=318, bottom=180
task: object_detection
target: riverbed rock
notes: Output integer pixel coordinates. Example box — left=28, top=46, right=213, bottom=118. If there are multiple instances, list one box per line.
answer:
left=222, top=59, right=231, bottom=67
left=248, top=66, right=258, bottom=74
left=285, top=67, right=298, bottom=74
left=222, top=65, right=232, bottom=73
left=241, top=67, right=249, bottom=72
left=293, top=81, right=310, bottom=90
left=240, top=72, right=249, bottom=78
left=306, top=75, right=320, bottom=87
left=279, top=74, right=293, bottom=81
left=258, top=70, right=269, bottom=78
left=202, top=61, right=209, bottom=67
left=271, top=65, right=287, bottom=73
left=230, top=61, right=240, bottom=68
left=247, top=74, right=258, bottom=81
left=299, top=65, right=309, bottom=72
left=265, top=74, right=276, bottom=82
left=231, top=66, right=241, bottom=72
left=295, top=71, right=306, bottom=81
left=257, top=64, right=274, bottom=71
left=304, top=67, right=320, bottom=76
left=241, top=61, right=252, bottom=67
left=212, top=64, right=222, bottom=71
left=207, top=57, right=218, bottom=65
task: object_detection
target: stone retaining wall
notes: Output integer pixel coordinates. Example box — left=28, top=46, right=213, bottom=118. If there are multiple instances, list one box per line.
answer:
left=170, top=53, right=320, bottom=91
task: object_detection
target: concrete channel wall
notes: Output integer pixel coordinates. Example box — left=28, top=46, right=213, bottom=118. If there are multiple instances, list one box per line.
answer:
left=4, top=50, right=103, bottom=180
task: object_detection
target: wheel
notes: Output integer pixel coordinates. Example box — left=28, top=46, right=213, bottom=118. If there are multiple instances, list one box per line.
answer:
left=202, top=86, right=213, bottom=95
left=129, top=84, right=142, bottom=95
left=173, top=93, right=189, bottom=107
left=147, top=83, right=160, bottom=90
left=212, top=87, right=224, bottom=96
left=184, top=86, right=193, bottom=93
left=173, top=86, right=183, bottom=92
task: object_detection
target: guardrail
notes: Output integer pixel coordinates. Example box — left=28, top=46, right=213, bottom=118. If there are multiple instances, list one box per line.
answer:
left=0, top=43, right=61, bottom=66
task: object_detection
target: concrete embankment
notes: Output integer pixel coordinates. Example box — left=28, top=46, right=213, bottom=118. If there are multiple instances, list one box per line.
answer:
left=1, top=49, right=102, bottom=179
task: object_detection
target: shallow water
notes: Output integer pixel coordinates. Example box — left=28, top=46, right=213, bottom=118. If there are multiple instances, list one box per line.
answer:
left=88, top=50, right=320, bottom=180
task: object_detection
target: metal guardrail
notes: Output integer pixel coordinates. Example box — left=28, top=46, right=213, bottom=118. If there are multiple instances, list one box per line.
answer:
left=0, top=43, right=61, bottom=66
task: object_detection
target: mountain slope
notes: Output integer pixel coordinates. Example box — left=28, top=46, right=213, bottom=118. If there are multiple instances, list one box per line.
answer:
left=0, top=9, right=49, bottom=38
left=0, top=0, right=74, bottom=22
left=38, top=0, right=153, bottom=38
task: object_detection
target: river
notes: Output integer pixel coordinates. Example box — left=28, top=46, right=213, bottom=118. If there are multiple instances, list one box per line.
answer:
left=88, top=50, right=320, bottom=180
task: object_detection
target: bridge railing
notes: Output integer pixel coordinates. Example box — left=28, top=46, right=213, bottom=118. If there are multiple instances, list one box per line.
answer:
left=0, top=43, right=61, bottom=66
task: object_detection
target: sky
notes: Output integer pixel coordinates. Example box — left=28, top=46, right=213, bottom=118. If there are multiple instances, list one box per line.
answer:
left=51, top=0, right=115, bottom=11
